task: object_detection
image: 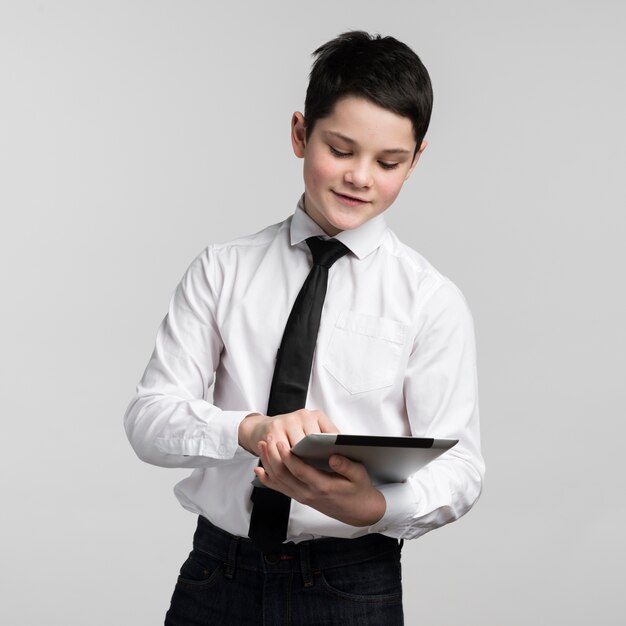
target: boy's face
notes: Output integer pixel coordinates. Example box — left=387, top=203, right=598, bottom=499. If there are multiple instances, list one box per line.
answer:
left=291, top=96, right=426, bottom=236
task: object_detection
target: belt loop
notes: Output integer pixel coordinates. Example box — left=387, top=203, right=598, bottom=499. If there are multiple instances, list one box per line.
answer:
left=299, top=542, right=314, bottom=588
left=223, top=535, right=240, bottom=579
left=399, top=539, right=404, bottom=551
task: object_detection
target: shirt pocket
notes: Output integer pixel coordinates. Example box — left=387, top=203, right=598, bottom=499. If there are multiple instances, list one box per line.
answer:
left=323, top=311, right=409, bottom=394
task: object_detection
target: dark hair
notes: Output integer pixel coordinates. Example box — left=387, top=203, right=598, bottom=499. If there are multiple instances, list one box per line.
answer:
left=304, top=31, right=433, bottom=152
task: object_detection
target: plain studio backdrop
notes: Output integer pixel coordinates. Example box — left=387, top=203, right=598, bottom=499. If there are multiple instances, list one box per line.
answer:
left=1, top=1, right=624, bottom=624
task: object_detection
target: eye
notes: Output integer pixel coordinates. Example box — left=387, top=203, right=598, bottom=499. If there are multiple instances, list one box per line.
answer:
left=378, top=161, right=400, bottom=170
left=329, top=145, right=351, bottom=158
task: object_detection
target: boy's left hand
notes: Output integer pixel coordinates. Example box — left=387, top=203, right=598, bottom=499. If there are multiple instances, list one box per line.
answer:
left=255, top=439, right=386, bottom=527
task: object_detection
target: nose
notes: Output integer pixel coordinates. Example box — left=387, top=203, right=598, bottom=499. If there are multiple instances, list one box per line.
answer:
left=344, top=160, right=373, bottom=189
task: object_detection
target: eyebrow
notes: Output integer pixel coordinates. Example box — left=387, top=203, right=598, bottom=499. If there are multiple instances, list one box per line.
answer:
left=325, top=130, right=412, bottom=156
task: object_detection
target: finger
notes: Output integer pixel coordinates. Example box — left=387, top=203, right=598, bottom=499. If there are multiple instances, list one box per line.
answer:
left=262, top=440, right=299, bottom=489
left=263, top=429, right=290, bottom=449
left=258, top=443, right=288, bottom=493
left=258, top=442, right=278, bottom=482
left=254, top=466, right=270, bottom=484
left=302, top=410, right=322, bottom=436
left=284, top=409, right=321, bottom=442
left=278, top=441, right=310, bottom=479
left=284, top=423, right=307, bottom=448
left=316, top=411, right=340, bottom=434
left=259, top=441, right=279, bottom=476
left=278, top=442, right=330, bottom=488
left=302, top=420, right=318, bottom=436
left=262, top=415, right=300, bottom=448
left=329, top=455, right=368, bottom=483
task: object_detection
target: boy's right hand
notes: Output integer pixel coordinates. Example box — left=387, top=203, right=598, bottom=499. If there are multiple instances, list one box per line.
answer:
left=238, top=409, right=339, bottom=457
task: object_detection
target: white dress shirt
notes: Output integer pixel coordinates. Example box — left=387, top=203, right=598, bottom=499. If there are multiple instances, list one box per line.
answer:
left=124, top=196, right=485, bottom=542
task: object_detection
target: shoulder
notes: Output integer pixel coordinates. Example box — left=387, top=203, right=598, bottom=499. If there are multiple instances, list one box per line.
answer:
left=380, top=228, right=470, bottom=313
left=183, top=216, right=291, bottom=281
left=211, top=217, right=289, bottom=255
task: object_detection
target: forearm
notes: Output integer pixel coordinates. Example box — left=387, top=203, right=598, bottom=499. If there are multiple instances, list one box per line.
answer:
left=371, top=279, right=484, bottom=539
left=124, top=391, right=257, bottom=468
left=123, top=247, right=258, bottom=469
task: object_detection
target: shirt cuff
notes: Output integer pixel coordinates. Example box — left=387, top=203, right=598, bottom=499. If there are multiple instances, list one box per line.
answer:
left=367, top=482, right=417, bottom=538
left=155, top=410, right=258, bottom=462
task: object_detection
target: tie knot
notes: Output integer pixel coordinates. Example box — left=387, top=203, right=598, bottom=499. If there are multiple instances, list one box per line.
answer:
left=306, top=237, right=350, bottom=268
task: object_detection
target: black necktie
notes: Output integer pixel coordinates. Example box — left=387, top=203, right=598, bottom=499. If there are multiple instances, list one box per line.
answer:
left=248, top=236, right=350, bottom=552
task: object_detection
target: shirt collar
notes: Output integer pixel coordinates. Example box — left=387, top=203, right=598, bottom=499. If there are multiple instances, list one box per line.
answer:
left=290, top=194, right=389, bottom=261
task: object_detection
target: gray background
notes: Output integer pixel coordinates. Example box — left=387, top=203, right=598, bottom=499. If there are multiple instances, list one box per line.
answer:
left=1, top=1, right=624, bottom=624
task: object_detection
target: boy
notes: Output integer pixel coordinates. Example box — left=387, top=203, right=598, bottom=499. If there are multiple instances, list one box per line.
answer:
left=124, top=31, right=484, bottom=625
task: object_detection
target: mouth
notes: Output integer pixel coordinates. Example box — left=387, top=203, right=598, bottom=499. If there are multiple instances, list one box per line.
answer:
left=331, top=190, right=370, bottom=206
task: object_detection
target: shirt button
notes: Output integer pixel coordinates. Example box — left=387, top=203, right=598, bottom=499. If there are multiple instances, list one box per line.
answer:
left=218, top=445, right=226, bottom=455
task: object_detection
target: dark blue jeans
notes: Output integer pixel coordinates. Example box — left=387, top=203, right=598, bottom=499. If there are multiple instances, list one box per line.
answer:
left=165, top=515, right=404, bottom=625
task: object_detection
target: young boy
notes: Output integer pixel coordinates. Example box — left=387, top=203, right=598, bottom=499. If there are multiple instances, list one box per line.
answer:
left=124, top=31, right=484, bottom=625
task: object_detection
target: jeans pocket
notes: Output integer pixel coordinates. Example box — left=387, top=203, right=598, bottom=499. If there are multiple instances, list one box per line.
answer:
left=317, top=551, right=403, bottom=603
left=176, top=548, right=223, bottom=589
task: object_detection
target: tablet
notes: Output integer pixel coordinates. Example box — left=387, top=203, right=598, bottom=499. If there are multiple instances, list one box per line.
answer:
left=252, top=433, right=458, bottom=487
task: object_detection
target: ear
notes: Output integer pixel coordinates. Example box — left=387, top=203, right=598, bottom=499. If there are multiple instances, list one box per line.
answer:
left=291, top=111, right=307, bottom=158
left=404, top=140, right=428, bottom=181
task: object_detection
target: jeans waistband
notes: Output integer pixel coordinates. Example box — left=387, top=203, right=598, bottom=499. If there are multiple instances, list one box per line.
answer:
left=192, top=515, right=402, bottom=582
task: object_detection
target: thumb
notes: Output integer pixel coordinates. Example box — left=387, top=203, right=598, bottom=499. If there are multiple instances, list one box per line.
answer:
left=329, top=455, right=366, bottom=481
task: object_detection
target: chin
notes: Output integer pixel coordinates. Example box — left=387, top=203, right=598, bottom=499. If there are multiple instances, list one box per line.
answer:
left=308, top=196, right=369, bottom=233
left=328, top=211, right=368, bottom=231
left=331, top=218, right=362, bottom=231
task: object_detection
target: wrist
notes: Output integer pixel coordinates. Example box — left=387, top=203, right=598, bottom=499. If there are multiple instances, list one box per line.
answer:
left=366, top=489, right=387, bottom=526
left=344, top=488, right=386, bottom=527
left=238, top=412, right=264, bottom=454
